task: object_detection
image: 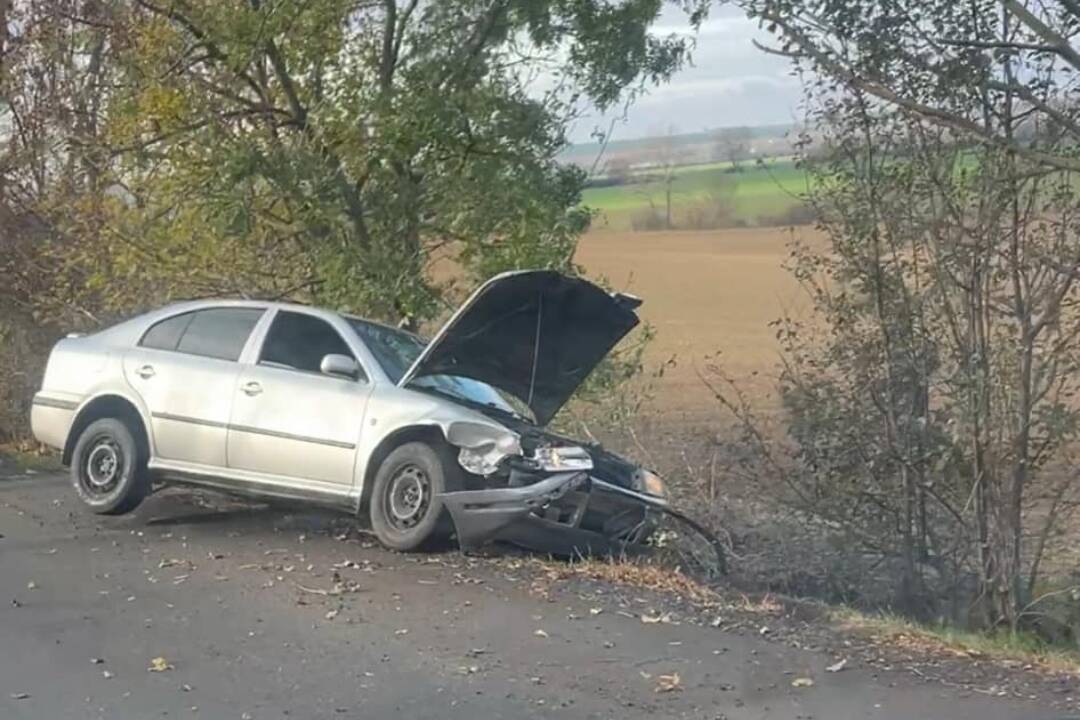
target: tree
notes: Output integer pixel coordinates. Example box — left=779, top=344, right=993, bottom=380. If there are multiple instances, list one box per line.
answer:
left=2, top=0, right=708, bottom=323
left=735, top=0, right=1080, bottom=629
left=604, top=156, right=633, bottom=185
left=740, top=0, right=1080, bottom=174
left=712, top=125, right=752, bottom=170
left=649, top=125, right=683, bottom=229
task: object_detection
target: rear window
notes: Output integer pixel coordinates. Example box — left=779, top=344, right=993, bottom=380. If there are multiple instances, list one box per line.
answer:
left=140, top=307, right=264, bottom=361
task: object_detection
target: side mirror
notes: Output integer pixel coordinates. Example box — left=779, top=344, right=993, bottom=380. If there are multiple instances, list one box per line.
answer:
left=320, top=353, right=360, bottom=380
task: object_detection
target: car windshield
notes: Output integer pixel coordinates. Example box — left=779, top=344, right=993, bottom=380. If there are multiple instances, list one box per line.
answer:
left=347, top=318, right=523, bottom=418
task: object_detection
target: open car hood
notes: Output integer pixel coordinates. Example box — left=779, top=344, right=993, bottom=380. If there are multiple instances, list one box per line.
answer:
left=398, top=270, right=642, bottom=426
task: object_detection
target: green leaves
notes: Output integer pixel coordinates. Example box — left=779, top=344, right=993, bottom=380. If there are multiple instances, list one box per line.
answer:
left=52, top=0, right=706, bottom=326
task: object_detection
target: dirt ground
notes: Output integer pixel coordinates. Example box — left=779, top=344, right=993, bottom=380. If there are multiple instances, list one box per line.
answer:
left=576, top=227, right=822, bottom=425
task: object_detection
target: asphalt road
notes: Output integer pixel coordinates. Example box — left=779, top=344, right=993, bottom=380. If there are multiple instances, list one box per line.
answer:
left=0, top=467, right=1066, bottom=720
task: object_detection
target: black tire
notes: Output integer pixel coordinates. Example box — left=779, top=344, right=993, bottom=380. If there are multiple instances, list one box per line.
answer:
left=70, top=417, right=149, bottom=515
left=369, top=441, right=462, bottom=551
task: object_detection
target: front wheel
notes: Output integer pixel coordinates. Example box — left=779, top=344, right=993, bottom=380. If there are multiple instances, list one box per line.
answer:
left=70, top=418, right=149, bottom=515
left=369, top=441, right=461, bottom=551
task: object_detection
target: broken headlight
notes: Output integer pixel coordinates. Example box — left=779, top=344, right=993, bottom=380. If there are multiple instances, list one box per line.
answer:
left=633, top=469, right=668, bottom=498
left=449, top=422, right=522, bottom=476
left=530, top=445, right=594, bottom=472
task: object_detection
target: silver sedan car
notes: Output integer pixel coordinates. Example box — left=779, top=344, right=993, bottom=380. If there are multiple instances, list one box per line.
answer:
left=31, top=270, right=671, bottom=553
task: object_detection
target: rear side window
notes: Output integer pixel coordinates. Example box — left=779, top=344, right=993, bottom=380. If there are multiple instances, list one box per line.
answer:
left=140, top=312, right=194, bottom=351
left=259, top=311, right=358, bottom=375
left=177, top=308, right=264, bottom=361
left=140, top=307, right=264, bottom=361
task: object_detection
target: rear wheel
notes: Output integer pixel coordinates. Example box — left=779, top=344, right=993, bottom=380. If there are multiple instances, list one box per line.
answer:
left=369, top=441, right=462, bottom=551
left=70, top=418, right=149, bottom=515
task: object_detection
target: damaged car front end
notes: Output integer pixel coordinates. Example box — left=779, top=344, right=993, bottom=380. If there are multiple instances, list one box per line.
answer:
left=391, top=270, right=717, bottom=567
left=440, top=420, right=670, bottom=555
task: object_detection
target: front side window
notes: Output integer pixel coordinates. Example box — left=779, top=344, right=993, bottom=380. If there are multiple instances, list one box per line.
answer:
left=259, top=311, right=358, bottom=375
left=140, top=307, right=263, bottom=361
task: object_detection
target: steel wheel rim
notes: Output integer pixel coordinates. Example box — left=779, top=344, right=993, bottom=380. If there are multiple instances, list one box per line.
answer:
left=386, top=464, right=431, bottom=530
left=84, top=436, right=123, bottom=495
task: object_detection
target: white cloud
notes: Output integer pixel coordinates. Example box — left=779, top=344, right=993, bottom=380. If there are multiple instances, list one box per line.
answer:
left=567, top=5, right=803, bottom=142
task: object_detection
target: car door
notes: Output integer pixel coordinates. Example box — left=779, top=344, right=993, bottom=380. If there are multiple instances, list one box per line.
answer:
left=226, top=309, right=371, bottom=488
left=124, top=306, right=266, bottom=467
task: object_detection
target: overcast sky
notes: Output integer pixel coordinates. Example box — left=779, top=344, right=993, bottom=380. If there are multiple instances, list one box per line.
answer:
left=565, top=5, right=803, bottom=143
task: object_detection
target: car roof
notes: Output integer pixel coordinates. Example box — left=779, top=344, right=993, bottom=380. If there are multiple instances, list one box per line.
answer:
left=187, top=300, right=413, bottom=336
left=159, top=298, right=345, bottom=322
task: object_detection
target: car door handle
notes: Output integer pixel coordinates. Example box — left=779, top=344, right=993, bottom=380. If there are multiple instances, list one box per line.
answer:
left=136, top=364, right=155, bottom=379
left=241, top=381, right=263, bottom=397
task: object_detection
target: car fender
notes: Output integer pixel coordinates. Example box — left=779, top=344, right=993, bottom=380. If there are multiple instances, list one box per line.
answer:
left=65, top=357, right=157, bottom=460
left=352, top=384, right=517, bottom=503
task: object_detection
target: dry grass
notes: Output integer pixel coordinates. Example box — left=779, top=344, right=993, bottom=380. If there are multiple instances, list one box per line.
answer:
left=505, top=553, right=792, bottom=623
left=833, top=609, right=1080, bottom=676
left=543, top=556, right=725, bottom=607
left=504, top=553, right=1080, bottom=675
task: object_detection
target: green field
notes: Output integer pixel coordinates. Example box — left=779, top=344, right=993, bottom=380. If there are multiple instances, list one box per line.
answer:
left=581, top=158, right=813, bottom=230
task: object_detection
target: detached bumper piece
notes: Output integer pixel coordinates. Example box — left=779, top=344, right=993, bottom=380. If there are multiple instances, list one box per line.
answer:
left=440, top=474, right=729, bottom=576
left=439, top=471, right=588, bottom=552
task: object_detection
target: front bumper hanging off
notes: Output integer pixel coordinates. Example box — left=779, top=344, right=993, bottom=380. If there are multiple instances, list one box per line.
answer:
left=438, top=471, right=662, bottom=557
left=439, top=471, right=588, bottom=551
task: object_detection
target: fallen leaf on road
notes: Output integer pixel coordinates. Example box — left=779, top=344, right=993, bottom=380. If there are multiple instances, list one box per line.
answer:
left=791, top=677, right=814, bottom=688
left=533, top=629, right=549, bottom=638
left=148, top=656, right=173, bottom=672
left=655, top=673, right=682, bottom=693
left=826, top=658, right=848, bottom=673
left=641, top=612, right=672, bottom=624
